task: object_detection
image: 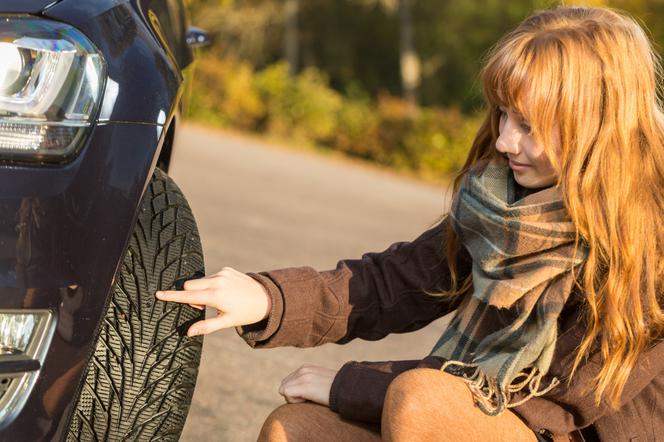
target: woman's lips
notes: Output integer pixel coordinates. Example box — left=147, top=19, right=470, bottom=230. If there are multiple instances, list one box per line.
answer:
left=509, top=160, right=531, bottom=171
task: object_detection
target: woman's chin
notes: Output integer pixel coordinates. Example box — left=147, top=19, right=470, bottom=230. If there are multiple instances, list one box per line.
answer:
left=513, top=172, right=557, bottom=190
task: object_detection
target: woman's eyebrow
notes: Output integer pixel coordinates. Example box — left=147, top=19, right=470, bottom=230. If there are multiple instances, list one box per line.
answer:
left=498, top=105, right=529, bottom=122
left=517, top=112, right=530, bottom=123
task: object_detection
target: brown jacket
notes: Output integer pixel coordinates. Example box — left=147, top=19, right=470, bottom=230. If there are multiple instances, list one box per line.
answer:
left=235, top=217, right=664, bottom=442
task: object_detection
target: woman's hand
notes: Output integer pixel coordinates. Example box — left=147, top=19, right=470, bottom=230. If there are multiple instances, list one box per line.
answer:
left=155, top=267, right=271, bottom=336
left=278, top=364, right=339, bottom=407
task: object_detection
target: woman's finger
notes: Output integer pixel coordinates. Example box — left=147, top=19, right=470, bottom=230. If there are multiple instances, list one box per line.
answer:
left=279, top=373, right=316, bottom=398
left=279, top=370, right=299, bottom=387
left=279, top=380, right=298, bottom=399
left=279, top=382, right=308, bottom=403
left=279, top=383, right=305, bottom=403
left=279, top=366, right=307, bottom=390
left=155, top=289, right=214, bottom=307
left=183, top=275, right=216, bottom=290
left=186, top=313, right=235, bottom=336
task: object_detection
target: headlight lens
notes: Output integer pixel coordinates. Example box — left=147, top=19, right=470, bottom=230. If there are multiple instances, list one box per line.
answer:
left=0, top=43, right=24, bottom=95
left=0, top=17, right=105, bottom=161
left=0, top=313, right=36, bottom=355
left=0, top=310, right=55, bottom=429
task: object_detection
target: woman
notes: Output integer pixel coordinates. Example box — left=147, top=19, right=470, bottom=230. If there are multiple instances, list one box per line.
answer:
left=156, top=5, right=664, bottom=441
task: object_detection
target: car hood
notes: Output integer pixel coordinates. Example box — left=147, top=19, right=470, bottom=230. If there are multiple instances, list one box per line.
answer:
left=0, top=0, right=63, bottom=14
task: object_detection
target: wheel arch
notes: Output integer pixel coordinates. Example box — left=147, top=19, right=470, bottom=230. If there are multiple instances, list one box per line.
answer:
left=156, top=117, right=177, bottom=173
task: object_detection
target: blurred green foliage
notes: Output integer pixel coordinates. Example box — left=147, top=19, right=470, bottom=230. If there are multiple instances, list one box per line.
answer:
left=189, top=53, right=481, bottom=177
left=256, top=62, right=343, bottom=142
left=184, top=0, right=662, bottom=180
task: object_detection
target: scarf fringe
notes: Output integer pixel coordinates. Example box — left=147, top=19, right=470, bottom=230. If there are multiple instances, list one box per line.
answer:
left=440, top=360, right=560, bottom=416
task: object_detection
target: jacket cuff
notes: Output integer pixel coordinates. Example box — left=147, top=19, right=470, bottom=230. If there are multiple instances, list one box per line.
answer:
left=234, top=272, right=285, bottom=347
left=329, top=359, right=422, bottom=423
left=328, top=362, right=349, bottom=413
left=251, top=267, right=335, bottom=348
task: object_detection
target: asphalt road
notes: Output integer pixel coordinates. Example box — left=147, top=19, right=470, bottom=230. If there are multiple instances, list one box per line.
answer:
left=170, top=123, right=454, bottom=441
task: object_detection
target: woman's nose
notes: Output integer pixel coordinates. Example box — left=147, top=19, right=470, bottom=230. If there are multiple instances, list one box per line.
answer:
left=495, top=136, right=518, bottom=154
left=495, top=124, right=521, bottom=155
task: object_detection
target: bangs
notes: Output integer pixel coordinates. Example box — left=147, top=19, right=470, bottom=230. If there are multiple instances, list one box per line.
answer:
left=482, top=34, right=563, bottom=129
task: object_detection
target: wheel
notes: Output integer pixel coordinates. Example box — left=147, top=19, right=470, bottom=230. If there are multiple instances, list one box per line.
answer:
left=67, top=168, right=205, bottom=441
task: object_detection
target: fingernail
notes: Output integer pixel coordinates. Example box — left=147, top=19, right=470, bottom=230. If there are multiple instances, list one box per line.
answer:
left=155, top=291, right=162, bottom=297
left=188, top=328, right=198, bottom=336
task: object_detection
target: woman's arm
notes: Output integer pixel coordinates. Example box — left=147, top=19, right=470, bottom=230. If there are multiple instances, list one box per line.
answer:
left=236, top=216, right=472, bottom=348
left=328, top=356, right=444, bottom=422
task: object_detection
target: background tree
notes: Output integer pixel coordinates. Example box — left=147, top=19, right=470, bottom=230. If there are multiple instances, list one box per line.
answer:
left=284, top=0, right=299, bottom=77
left=399, top=0, right=420, bottom=111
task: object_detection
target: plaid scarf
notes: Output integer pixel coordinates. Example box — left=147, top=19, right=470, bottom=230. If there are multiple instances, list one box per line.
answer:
left=429, top=158, right=588, bottom=416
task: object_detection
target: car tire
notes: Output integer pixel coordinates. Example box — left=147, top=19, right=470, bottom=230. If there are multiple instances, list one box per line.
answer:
left=67, top=168, right=205, bottom=441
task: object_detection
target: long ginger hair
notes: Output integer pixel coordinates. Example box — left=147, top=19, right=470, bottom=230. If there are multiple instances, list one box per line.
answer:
left=438, top=4, right=664, bottom=408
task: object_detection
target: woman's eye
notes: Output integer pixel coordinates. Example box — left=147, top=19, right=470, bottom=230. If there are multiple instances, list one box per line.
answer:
left=497, top=108, right=530, bottom=133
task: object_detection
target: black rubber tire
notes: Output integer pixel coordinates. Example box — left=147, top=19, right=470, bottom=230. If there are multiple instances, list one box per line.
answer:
left=67, top=168, right=205, bottom=441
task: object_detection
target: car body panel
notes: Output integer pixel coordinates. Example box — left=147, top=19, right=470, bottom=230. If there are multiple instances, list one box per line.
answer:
left=44, top=0, right=184, bottom=125
left=136, top=0, right=194, bottom=70
left=0, top=122, right=165, bottom=440
left=0, top=0, right=62, bottom=14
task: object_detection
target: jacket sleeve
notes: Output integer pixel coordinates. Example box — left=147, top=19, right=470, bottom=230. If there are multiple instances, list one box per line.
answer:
left=235, top=216, right=472, bottom=349
left=328, top=356, right=445, bottom=423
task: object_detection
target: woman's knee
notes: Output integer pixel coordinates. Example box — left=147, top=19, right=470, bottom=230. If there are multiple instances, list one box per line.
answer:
left=383, top=368, right=464, bottom=416
left=384, top=369, right=428, bottom=416
left=381, top=368, right=537, bottom=442
left=382, top=368, right=456, bottom=441
left=258, top=403, right=309, bottom=442
left=258, top=402, right=381, bottom=442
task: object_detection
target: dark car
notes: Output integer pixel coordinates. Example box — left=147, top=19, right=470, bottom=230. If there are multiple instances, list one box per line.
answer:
left=0, top=0, right=209, bottom=440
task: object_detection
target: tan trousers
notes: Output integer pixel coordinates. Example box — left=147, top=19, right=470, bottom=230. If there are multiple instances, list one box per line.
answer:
left=258, top=368, right=539, bottom=442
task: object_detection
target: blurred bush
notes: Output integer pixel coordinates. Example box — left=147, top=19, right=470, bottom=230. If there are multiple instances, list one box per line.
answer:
left=189, top=55, right=264, bottom=129
left=255, top=62, right=343, bottom=142
left=189, top=53, right=482, bottom=180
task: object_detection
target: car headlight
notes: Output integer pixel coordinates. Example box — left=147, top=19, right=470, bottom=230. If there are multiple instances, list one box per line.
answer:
left=0, top=313, right=37, bottom=355
left=0, top=16, right=105, bottom=162
left=0, top=310, right=55, bottom=429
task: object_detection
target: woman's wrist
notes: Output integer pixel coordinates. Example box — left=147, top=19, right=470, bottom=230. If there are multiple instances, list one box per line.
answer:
left=262, top=285, right=272, bottom=320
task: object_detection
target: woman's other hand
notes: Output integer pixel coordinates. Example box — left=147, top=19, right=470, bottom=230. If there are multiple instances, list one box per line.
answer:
left=278, top=364, right=339, bottom=407
left=154, top=267, right=271, bottom=336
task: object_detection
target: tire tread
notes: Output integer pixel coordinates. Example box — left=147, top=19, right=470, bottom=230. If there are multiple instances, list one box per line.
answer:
left=67, top=169, right=204, bottom=441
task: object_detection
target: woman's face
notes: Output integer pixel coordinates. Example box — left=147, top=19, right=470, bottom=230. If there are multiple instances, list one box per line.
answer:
left=495, top=105, right=561, bottom=189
